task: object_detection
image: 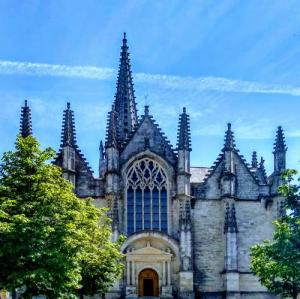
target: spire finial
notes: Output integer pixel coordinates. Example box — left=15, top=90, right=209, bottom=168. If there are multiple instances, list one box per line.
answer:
left=177, top=107, right=191, bottom=151
left=144, top=105, right=149, bottom=116
left=114, top=32, right=138, bottom=144
left=20, top=100, right=32, bottom=137
left=273, top=126, right=287, bottom=153
left=223, top=123, right=236, bottom=151
left=60, top=102, right=77, bottom=147
left=252, top=151, right=258, bottom=168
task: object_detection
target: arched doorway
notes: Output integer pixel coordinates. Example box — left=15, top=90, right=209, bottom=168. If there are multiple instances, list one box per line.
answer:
left=138, top=268, right=159, bottom=297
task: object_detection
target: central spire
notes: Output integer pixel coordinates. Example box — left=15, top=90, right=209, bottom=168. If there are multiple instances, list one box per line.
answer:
left=114, top=32, right=138, bottom=144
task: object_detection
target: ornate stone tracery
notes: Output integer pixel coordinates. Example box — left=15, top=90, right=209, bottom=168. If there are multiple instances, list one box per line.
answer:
left=126, top=158, right=168, bottom=234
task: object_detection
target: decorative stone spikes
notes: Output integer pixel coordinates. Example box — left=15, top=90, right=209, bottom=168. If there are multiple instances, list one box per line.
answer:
left=223, top=123, right=236, bottom=151
left=61, top=102, right=77, bottom=147
left=251, top=151, right=258, bottom=168
left=256, top=156, right=267, bottom=183
left=224, top=203, right=238, bottom=233
left=114, top=32, right=138, bottom=143
left=105, top=105, right=118, bottom=148
left=20, top=100, right=32, bottom=137
left=177, top=107, right=191, bottom=151
left=273, top=126, right=287, bottom=153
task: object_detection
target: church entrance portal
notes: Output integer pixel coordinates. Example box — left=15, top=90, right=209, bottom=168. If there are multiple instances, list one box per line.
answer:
left=138, top=268, right=159, bottom=297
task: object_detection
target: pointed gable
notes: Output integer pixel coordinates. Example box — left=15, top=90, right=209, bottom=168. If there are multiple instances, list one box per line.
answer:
left=120, top=106, right=177, bottom=166
left=201, top=124, right=262, bottom=200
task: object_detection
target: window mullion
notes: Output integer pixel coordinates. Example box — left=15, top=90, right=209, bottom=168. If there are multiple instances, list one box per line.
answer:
left=142, top=188, right=144, bottom=230
left=134, top=188, right=136, bottom=232
left=150, top=188, right=153, bottom=230
left=159, top=188, right=161, bottom=231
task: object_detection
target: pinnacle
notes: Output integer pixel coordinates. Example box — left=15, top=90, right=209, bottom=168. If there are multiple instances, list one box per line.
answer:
left=273, top=126, right=287, bottom=153
left=105, top=105, right=118, bottom=148
left=223, top=123, right=236, bottom=151
left=20, top=100, right=32, bottom=137
left=251, top=151, right=258, bottom=168
left=61, top=102, right=77, bottom=148
left=177, top=107, right=191, bottom=151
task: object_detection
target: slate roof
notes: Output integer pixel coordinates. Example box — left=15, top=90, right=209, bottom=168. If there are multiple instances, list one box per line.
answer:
left=190, top=167, right=210, bottom=183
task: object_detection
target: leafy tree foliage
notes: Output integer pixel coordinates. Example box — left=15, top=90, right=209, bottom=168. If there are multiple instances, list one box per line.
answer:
left=0, top=136, right=124, bottom=298
left=251, top=169, right=300, bottom=299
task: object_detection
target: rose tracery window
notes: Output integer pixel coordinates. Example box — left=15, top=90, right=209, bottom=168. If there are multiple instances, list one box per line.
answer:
left=126, top=158, right=168, bottom=235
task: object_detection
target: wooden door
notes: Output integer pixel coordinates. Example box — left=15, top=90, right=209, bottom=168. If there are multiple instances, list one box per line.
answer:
left=138, top=268, right=159, bottom=297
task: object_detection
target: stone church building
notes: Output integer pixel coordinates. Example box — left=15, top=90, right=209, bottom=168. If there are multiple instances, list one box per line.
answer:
left=18, top=34, right=287, bottom=299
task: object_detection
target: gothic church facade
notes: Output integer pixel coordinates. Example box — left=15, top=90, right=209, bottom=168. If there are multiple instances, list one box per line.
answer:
left=19, top=34, right=286, bottom=299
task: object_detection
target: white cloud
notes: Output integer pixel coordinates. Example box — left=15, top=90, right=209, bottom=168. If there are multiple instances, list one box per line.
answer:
left=1, top=59, right=300, bottom=96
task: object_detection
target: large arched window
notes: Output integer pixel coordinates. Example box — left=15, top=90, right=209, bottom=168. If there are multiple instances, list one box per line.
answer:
left=126, top=158, right=168, bottom=235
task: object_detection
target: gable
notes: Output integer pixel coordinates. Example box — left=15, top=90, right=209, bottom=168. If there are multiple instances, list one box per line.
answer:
left=203, top=151, right=261, bottom=200
left=120, top=116, right=177, bottom=166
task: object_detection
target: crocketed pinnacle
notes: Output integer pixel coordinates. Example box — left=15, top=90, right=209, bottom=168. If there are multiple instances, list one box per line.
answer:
left=20, top=100, right=32, bottom=137
left=256, top=156, right=267, bottom=184
left=273, top=126, right=287, bottom=153
left=114, top=32, right=138, bottom=144
left=105, top=105, right=118, bottom=148
left=224, top=203, right=238, bottom=233
left=61, top=102, right=77, bottom=147
left=251, top=151, right=258, bottom=168
left=223, top=123, right=236, bottom=151
left=177, top=107, right=191, bottom=151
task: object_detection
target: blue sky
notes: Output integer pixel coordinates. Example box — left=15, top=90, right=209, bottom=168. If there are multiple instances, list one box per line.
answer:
left=1, top=0, right=300, bottom=175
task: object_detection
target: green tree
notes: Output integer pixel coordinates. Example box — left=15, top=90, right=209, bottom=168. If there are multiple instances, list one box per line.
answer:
left=0, top=136, right=124, bottom=298
left=250, top=169, right=300, bottom=299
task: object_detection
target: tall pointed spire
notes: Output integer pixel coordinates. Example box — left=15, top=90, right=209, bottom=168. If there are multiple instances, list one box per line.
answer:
left=273, top=126, right=287, bottom=153
left=251, top=151, right=258, bottom=168
left=20, top=100, right=32, bottom=137
left=223, top=123, right=236, bottom=151
left=105, top=105, right=118, bottom=148
left=177, top=107, right=191, bottom=151
left=61, top=102, right=77, bottom=148
left=114, top=32, right=138, bottom=144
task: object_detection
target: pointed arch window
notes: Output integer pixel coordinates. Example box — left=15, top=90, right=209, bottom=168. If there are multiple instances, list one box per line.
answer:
left=126, top=158, right=168, bottom=235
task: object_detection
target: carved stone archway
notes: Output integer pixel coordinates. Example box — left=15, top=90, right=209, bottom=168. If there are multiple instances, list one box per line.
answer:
left=125, top=241, right=173, bottom=298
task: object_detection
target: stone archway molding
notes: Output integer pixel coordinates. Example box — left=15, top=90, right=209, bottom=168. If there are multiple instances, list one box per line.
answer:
left=121, top=230, right=180, bottom=256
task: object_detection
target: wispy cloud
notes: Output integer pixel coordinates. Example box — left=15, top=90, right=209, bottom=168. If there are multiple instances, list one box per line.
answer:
left=1, top=59, right=300, bottom=96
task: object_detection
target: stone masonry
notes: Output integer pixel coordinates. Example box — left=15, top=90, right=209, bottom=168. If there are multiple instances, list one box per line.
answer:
left=18, top=33, right=286, bottom=299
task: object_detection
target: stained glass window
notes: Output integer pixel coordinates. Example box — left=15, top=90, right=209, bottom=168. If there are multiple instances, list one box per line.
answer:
left=126, top=158, right=168, bottom=235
